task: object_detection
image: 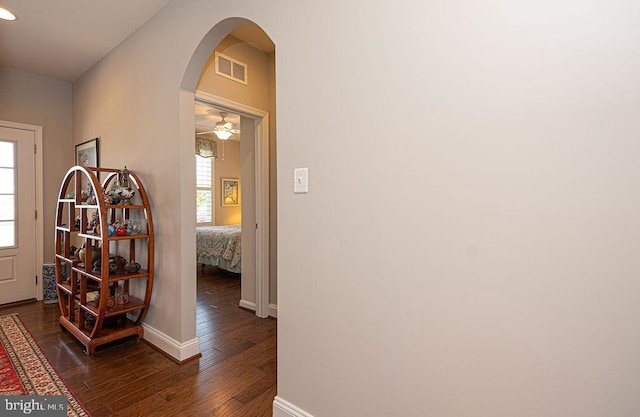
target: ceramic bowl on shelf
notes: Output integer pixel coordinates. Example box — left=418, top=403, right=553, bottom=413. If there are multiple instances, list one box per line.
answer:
left=124, top=262, right=141, bottom=273
left=114, top=187, right=135, bottom=205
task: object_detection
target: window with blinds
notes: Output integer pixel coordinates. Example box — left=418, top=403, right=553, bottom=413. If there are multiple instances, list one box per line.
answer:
left=196, top=155, right=214, bottom=224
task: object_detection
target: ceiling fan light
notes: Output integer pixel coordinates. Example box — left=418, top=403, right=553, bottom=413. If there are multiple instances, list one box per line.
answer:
left=214, top=130, right=233, bottom=140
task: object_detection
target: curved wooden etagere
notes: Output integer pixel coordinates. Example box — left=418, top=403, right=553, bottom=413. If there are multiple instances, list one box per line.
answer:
left=54, top=166, right=154, bottom=355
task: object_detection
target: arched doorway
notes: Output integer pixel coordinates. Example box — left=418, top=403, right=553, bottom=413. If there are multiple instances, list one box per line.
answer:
left=180, top=19, right=276, bottom=329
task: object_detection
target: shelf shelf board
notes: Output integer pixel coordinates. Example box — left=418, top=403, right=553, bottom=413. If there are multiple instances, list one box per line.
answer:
left=57, top=282, right=73, bottom=294
left=107, top=270, right=150, bottom=282
left=71, top=267, right=102, bottom=283
left=104, top=204, right=146, bottom=209
left=81, top=296, right=145, bottom=318
left=107, top=234, right=150, bottom=241
left=78, top=232, right=102, bottom=240
left=72, top=267, right=149, bottom=283
left=57, top=281, right=101, bottom=296
left=59, top=316, right=142, bottom=343
left=55, top=254, right=81, bottom=265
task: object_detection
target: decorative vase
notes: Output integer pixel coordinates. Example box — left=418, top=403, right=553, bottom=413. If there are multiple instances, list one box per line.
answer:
left=113, top=166, right=135, bottom=205
left=115, top=291, right=129, bottom=305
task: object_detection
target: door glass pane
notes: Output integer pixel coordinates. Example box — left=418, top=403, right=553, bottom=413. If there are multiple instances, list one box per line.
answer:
left=0, top=141, right=14, bottom=167
left=0, top=168, right=15, bottom=194
left=0, top=140, right=15, bottom=248
left=0, top=221, right=15, bottom=247
left=0, top=195, right=14, bottom=221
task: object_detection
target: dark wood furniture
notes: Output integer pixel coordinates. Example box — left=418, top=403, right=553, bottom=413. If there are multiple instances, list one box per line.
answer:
left=54, top=166, right=154, bottom=355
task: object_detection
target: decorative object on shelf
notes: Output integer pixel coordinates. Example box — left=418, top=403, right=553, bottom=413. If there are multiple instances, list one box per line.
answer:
left=112, top=255, right=127, bottom=269
left=124, top=261, right=141, bottom=273
left=116, top=225, right=127, bottom=236
left=107, top=223, right=116, bottom=236
left=105, top=295, right=115, bottom=309
left=113, top=166, right=136, bottom=204
left=103, top=188, right=120, bottom=205
left=108, top=260, right=117, bottom=274
left=77, top=244, right=100, bottom=265
left=115, top=288, right=129, bottom=305
left=125, top=219, right=142, bottom=235
left=88, top=212, right=101, bottom=235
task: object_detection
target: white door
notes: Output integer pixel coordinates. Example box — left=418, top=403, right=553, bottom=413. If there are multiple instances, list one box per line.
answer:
left=0, top=126, right=36, bottom=305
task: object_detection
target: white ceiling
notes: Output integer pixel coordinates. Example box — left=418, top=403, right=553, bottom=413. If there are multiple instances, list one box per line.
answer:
left=0, top=0, right=173, bottom=82
left=0, top=1, right=275, bottom=83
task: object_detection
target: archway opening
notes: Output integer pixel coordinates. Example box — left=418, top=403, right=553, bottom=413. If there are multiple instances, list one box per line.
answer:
left=180, top=18, right=277, bottom=352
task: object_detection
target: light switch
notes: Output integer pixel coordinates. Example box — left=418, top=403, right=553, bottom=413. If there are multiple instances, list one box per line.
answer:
left=294, top=168, right=308, bottom=194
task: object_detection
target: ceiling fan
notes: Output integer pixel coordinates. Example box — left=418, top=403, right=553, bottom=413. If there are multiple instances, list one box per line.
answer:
left=196, top=111, right=240, bottom=140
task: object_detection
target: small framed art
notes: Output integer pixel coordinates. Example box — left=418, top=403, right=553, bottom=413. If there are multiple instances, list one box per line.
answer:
left=75, top=138, right=99, bottom=167
left=221, top=178, right=240, bottom=206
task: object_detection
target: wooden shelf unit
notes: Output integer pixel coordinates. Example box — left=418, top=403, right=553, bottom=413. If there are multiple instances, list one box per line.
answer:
left=54, top=166, right=154, bottom=355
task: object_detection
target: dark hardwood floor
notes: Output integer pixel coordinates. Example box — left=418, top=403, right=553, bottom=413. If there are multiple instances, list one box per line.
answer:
left=0, top=266, right=277, bottom=416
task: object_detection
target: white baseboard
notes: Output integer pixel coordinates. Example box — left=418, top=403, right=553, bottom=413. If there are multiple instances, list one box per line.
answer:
left=273, top=396, right=314, bottom=417
left=141, top=322, right=200, bottom=362
left=239, top=299, right=278, bottom=318
left=239, top=299, right=256, bottom=311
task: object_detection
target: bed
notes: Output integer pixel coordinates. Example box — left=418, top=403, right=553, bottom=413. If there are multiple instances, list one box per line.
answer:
left=196, top=225, right=242, bottom=274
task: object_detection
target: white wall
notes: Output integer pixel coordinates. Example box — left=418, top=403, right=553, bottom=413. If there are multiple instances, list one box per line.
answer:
left=0, top=68, right=73, bottom=263
left=72, top=0, right=640, bottom=416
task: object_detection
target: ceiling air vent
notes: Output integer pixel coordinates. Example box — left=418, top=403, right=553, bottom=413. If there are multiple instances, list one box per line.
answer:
left=215, top=52, right=247, bottom=85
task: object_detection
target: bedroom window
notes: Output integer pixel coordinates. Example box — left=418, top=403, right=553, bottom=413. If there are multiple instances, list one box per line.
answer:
left=196, top=155, right=214, bottom=224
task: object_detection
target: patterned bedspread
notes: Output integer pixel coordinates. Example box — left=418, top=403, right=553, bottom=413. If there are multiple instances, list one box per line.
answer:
left=196, top=225, right=242, bottom=273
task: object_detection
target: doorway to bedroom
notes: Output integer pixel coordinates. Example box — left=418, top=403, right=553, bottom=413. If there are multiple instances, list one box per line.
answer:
left=191, top=24, right=277, bottom=343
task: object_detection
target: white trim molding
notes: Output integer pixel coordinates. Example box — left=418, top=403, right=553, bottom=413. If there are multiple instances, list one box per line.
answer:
left=141, top=322, right=200, bottom=362
left=239, top=299, right=278, bottom=318
left=273, top=396, right=314, bottom=417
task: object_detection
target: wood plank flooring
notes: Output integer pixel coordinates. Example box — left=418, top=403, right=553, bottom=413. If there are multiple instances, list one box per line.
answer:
left=0, top=266, right=277, bottom=416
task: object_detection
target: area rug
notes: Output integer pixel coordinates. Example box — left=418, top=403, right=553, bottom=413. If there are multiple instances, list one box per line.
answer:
left=0, top=313, right=91, bottom=416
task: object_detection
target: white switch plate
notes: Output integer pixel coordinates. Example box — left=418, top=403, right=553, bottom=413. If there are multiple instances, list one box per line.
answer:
left=294, top=168, right=308, bottom=194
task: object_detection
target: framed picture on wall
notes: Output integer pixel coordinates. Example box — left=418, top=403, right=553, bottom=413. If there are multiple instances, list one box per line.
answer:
left=221, top=178, right=240, bottom=207
left=75, top=138, right=99, bottom=167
